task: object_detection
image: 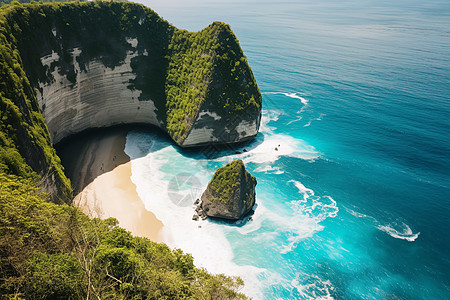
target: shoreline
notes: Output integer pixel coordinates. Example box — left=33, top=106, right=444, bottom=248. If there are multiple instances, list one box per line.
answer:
left=59, top=127, right=163, bottom=242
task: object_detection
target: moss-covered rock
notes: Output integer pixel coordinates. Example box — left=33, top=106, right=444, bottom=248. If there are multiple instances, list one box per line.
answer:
left=200, top=159, right=256, bottom=220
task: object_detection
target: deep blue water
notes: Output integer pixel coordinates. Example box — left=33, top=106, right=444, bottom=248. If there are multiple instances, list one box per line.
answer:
left=133, top=0, right=450, bottom=298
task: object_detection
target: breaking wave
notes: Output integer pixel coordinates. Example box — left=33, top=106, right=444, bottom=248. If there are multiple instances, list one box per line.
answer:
left=264, top=91, right=309, bottom=106
left=345, top=207, right=420, bottom=242
left=377, top=223, right=420, bottom=242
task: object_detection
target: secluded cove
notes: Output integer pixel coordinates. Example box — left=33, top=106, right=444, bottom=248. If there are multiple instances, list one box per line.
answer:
left=56, top=125, right=264, bottom=298
left=56, top=126, right=163, bottom=242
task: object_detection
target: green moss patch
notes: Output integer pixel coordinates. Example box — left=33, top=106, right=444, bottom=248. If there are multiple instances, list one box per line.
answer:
left=208, top=159, right=245, bottom=204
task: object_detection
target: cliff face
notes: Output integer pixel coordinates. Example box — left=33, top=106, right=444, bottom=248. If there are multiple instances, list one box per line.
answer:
left=0, top=1, right=261, bottom=201
left=37, top=44, right=159, bottom=144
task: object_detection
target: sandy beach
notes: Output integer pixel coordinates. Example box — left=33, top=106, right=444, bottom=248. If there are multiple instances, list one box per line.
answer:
left=58, top=127, right=163, bottom=242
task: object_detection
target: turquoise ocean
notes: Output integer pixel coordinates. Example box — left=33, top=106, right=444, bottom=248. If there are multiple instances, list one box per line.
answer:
left=126, top=0, right=450, bottom=298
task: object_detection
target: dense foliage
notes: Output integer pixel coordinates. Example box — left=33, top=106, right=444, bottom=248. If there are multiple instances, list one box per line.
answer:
left=0, top=173, right=248, bottom=299
left=0, top=0, right=84, bottom=7
left=203, top=23, right=261, bottom=129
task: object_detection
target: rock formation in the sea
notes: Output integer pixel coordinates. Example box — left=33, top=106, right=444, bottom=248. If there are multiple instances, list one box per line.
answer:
left=0, top=1, right=261, bottom=201
left=197, top=159, right=257, bottom=221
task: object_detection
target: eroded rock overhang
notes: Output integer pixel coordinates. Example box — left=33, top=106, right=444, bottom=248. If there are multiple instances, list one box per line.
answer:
left=17, top=2, right=262, bottom=147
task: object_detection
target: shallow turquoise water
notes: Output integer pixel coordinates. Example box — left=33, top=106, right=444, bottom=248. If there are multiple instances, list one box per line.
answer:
left=131, top=0, right=450, bottom=298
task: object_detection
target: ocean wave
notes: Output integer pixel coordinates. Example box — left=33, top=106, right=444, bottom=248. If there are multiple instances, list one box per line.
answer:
left=259, top=109, right=281, bottom=134
left=282, top=92, right=309, bottom=106
left=289, top=180, right=339, bottom=221
left=215, top=130, right=319, bottom=165
left=344, top=207, right=374, bottom=220
left=304, top=113, right=326, bottom=127
left=264, top=91, right=309, bottom=106
left=291, top=272, right=335, bottom=300
left=377, top=223, right=420, bottom=242
left=246, top=134, right=319, bottom=164
left=263, top=92, right=327, bottom=128
left=216, top=110, right=319, bottom=165
left=272, top=209, right=323, bottom=255
left=215, top=132, right=319, bottom=166
left=254, top=165, right=285, bottom=174
left=345, top=207, right=420, bottom=242
left=287, top=115, right=303, bottom=125
left=271, top=181, right=339, bottom=254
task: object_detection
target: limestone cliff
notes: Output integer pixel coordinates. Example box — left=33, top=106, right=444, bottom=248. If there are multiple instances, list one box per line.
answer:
left=11, top=2, right=261, bottom=146
left=0, top=1, right=261, bottom=201
left=199, top=160, right=256, bottom=221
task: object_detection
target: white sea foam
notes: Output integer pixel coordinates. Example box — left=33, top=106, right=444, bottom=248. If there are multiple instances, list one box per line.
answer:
left=243, top=134, right=319, bottom=164
left=254, top=165, right=285, bottom=174
left=281, top=92, right=309, bottom=106
left=271, top=206, right=323, bottom=254
left=345, top=207, right=420, bottom=242
left=304, top=113, right=326, bottom=127
left=377, top=223, right=420, bottom=242
left=259, top=109, right=281, bottom=134
left=213, top=110, right=319, bottom=168
left=263, top=92, right=327, bottom=129
left=287, top=115, right=303, bottom=125
left=289, top=180, right=339, bottom=220
left=292, top=272, right=335, bottom=300
left=215, top=132, right=319, bottom=166
left=272, top=181, right=339, bottom=254
left=234, top=202, right=265, bottom=236
left=345, top=207, right=372, bottom=219
left=264, top=91, right=309, bottom=106
left=258, top=269, right=335, bottom=299
left=290, top=181, right=314, bottom=199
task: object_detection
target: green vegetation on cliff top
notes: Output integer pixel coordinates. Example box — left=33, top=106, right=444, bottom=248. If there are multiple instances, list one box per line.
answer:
left=165, top=21, right=261, bottom=142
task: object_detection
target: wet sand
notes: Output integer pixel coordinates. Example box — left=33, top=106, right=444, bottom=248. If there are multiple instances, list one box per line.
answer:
left=57, top=127, right=163, bottom=242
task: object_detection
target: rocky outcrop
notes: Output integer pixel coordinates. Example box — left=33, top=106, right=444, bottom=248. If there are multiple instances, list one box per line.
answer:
left=180, top=105, right=260, bottom=147
left=198, top=160, right=256, bottom=221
